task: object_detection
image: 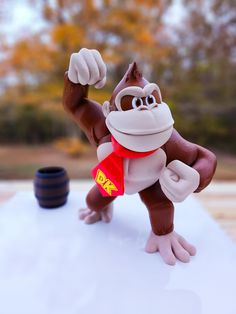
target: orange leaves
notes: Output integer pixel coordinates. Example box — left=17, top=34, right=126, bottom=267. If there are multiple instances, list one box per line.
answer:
left=51, top=24, right=84, bottom=50
left=135, top=29, right=155, bottom=46
left=101, top=7, right=143, bottom=37
left=9, top=36, right=54, bottom=75
left=0, top=0, right=173, bottom=105
left=134, top=0, right=162, bottom=6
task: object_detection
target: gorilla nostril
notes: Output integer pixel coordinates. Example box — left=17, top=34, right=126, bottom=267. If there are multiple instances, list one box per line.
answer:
left=148, top=103, right=158, bottom=110
left=137, top=105, right=148, bottom=111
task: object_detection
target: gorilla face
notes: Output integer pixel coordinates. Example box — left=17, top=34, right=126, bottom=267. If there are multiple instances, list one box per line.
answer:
left=103, top=83, right=174, bottom=152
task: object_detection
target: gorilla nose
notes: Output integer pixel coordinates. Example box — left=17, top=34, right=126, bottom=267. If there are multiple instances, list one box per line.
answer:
left=148, top=103, right=158, bottom=110
left=137, top=103, right=158, bottom=111
left=137, top=105, right=149, bottom=111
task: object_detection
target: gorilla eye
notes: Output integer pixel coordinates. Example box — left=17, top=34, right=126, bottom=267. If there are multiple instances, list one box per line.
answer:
left=145, top=95, right=156, bottom=106
left=132, top=97, right=143, bottom=109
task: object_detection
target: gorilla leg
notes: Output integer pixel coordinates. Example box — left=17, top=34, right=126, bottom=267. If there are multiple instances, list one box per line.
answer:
left=139, top=182, right=196, bottom=265
left=139, top=181, right=174, bottom=236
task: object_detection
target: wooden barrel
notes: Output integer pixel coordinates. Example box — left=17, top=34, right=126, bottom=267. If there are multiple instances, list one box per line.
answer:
left=34, top=167, right=69, bottom=209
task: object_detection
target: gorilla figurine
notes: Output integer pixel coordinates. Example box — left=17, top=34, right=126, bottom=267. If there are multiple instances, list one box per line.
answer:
left=63, top=48, right=216, bottom=265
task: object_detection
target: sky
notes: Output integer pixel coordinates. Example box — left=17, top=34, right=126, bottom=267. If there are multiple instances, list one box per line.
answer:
left=1, top=0, right=45, bottom=42
left=1, top=0, right=185, bottom=43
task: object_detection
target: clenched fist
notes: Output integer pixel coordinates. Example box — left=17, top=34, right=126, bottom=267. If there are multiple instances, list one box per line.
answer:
left=68, top=48, right=107, bottom=89
left=159, top=160, right=200, bottom=202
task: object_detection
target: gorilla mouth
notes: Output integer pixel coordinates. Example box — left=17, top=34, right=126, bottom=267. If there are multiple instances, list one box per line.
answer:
left=106, top=103, right=174, bottom=137
left=106, top=122, right=174, bottom=152
left=105, top=102, right=174, bottom=151
left=108, top=122, right=173, bottom=136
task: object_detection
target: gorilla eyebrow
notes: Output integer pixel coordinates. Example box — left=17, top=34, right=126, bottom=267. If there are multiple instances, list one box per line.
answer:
left=144, top=83, right=162, bottom=101
left=115, top=83, right=161, bottom=111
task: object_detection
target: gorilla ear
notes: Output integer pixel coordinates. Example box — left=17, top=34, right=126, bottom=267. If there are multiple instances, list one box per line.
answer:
left=102, top=101, right=111, bottom=117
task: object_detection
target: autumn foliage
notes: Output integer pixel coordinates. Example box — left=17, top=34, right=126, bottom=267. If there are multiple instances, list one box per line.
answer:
left=0, top=0, right=235, bottom=152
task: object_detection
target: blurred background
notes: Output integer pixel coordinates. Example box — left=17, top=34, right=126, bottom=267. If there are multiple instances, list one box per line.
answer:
left=0, top=0, right=235, bottom=235
left=0, top=0, right=235, bottom=179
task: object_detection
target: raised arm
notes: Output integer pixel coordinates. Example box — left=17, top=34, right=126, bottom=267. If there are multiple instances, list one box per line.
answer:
left=63, top=48, right=110, bottom=146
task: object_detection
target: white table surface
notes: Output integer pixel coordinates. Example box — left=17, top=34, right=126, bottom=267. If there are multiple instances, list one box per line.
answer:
left=0, top=191, right=236, bottom=314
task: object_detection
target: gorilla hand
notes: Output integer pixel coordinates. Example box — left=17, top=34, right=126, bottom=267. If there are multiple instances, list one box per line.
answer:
left=145, top=231, right=196, bottom=265
left=68, top=48, right=106, bottom=88
left=79, top=204, right=113, bottom=224
left=159, top=160, right=200, bottom=202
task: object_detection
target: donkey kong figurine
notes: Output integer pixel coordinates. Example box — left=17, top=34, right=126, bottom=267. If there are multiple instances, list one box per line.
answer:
left=63, top=48, right=217, bottom=265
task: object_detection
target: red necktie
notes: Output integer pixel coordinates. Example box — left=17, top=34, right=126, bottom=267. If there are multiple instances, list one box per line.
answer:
left=91, top=137, right=157, bottom=197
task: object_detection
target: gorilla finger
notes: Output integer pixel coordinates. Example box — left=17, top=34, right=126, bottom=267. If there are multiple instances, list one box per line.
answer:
left=101, top=212, right=111, bottom=223
left=101, top=206, right=113, bottom=222
left=68, top=54, right=79, bottom=83
left=178, top=236, right=196, bottom=256
left=95, top=76, right=106, bottom=89
left=171, top=239, right=190, bottom=263
left=79, top=207, right=91, bottom=214
left=84, top=212, right=101, bottom=224
left=79, top=208, right=92, bottom=220
left=159, top=239, right=176, bottom=265
left=145, top=240, right=159, bottom=253
left=81, top=49, right=100, bottom=85
left=145, top=232, right=159, bottom=253
left=75, top=54, right=90, bottom=85
left=92, top=49, right=107, bottom=80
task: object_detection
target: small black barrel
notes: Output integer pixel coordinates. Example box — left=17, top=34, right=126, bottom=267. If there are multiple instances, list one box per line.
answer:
left=34, top=167, right=69, bottom=209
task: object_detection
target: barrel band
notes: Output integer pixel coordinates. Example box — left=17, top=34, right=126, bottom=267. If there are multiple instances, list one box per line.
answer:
left=34, top=180, right=69, bottom=189
left=36, top=167, right=66, bottom=178
left=35, top=191, right=69, bottom=201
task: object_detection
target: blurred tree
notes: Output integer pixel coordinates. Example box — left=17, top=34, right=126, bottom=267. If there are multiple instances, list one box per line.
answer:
left=29, top=0, right=173, bottom=82
left=0, top=0, right=235, bottom=152
left=165, top=0, right=236, bottom=150
left=0, top=0, right=173, bottom=102
left=0, top=0, right=174, bottom=143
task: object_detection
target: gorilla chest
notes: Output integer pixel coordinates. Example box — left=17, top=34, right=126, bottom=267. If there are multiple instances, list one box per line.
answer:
left=97, top=142, right=167, bottom=194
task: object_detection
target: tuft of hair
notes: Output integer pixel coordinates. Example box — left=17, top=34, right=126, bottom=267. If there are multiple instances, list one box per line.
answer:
left=125, top=62, right=142, bottom=82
